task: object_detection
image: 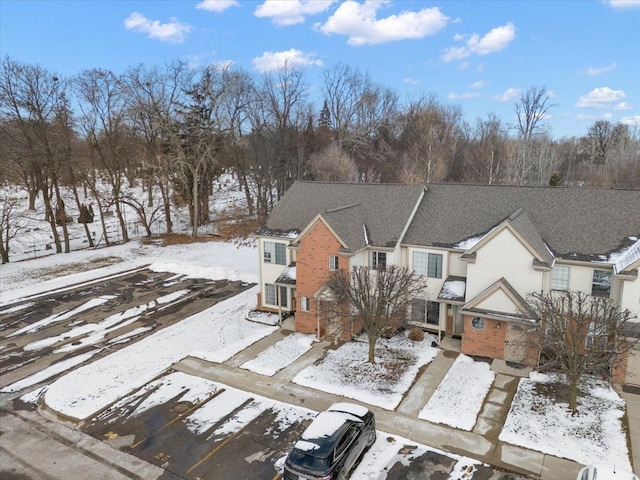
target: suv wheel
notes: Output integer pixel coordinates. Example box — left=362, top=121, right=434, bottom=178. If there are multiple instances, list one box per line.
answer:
left=366, top=427, right=376, bottom=447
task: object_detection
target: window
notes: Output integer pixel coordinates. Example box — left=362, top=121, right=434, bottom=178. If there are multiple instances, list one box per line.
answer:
left=426, top=301, right=440, bottom=325
left=427, top=253, right=443, bottom=279
left=412, top=252, right=428, bottom=276
left=592, top=269, right=611, bottom=297
left=265, top=284, right=276, bottom=305
left=279, top=286, right=288, bottom=308
left=301, top=296, right=310, bottom=312
left=471, top=317, right=486, bottom=331
left=586, top=321, right=607, bottom=349
left=551, top=265, right=570, bottom=291
left=329, top=255, right=339, bottom=271
left=263, top=241, right=286, bottom=265
left=411, top=298, right=426, bottom=323
left=370, top=251, right=387, bottom=270
left=410, top=299, right=440, bottom=325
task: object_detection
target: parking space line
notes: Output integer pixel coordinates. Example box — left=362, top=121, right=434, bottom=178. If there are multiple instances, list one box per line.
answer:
left=186, top=409, right=258, bottom=474
left=130, top=389, right=225, bottom=450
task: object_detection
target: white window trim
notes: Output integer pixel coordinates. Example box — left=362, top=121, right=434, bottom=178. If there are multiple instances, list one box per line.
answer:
left=329, top=255, right=339, bottom=271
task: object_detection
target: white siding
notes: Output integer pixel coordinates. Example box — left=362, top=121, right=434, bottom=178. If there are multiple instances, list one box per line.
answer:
left=620, top=277, right=640, bottom=319
left=567, top=264, right=597, bottom=294
left=448, top=252, right=467, bottom=277
left=408, top=247, right=448, bottom=300
left=475, top=289, right=520, bottom=314
left=466, top=228, right=543, bottom=302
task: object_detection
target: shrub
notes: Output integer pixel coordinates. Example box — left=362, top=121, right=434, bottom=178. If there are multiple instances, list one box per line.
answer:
left=407, top=328, right=425, bottom=342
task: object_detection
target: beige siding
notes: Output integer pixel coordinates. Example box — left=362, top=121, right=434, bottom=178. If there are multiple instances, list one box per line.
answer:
left=448, top=252, right=467, bottom=277
left=620, top=277, right=640, bottom=318
left=466, top=228, right=543, bottom=301
left=408, top=247, right=448, bottom=300
left=475, top=289, right=520, bottom=314
left=258, top=237, right=293, bottom=308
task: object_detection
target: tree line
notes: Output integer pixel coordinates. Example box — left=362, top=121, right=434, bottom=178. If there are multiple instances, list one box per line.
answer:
left=1, top=56, right=638, bottom=262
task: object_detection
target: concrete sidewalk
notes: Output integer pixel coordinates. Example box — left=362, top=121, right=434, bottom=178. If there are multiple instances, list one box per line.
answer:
left=172, top=326, right=587, bottom=480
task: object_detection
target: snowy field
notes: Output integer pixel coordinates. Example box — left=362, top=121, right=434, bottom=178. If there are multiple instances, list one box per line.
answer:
left=241, top=332, right=316, bottom=376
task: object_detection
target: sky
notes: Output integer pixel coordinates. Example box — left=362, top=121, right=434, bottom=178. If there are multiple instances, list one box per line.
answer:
left=0, top=0, right=639, bottom=138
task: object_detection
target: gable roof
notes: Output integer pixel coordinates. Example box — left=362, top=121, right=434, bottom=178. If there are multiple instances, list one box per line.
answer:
left=464, top=209, right=554, bottom=267
left=461, top=277, right=538, bottom=323
left=258, top=182, right=426, bottom=251
left=403, top=183, right=640, bottom=262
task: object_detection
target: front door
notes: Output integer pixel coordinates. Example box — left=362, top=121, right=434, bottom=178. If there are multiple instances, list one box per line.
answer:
left=504, top=323, right=527, bottom=364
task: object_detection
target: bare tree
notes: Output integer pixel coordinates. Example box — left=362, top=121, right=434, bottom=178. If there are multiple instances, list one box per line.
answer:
left=510, top=86, right=557, bottom=185
left=327, top=265, right=425, bottom=363
left=529, top=290, right=637, bottom=413
left=308, top=143, right=357, bottom=181
left=0, top=192, right=29, bottom=263
left=0, top=57, right=72, bottom=253
left=75, top=68, right=132, bottom=244
left=466, top=113, right=507, bottom=184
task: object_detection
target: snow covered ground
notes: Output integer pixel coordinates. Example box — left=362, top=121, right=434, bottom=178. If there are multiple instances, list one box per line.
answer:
left=500, top=372, right=631, bottom=469
left=241, top=332, right=316, bottom=376
left=1, top=172, right=633, bottom=470
left=419, top=354, right=495, bottom=430
left=293, top=333, right=439, bottom=410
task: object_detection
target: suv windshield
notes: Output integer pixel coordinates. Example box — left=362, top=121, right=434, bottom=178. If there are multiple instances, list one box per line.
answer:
left=287, top=448, right=329, bottom=473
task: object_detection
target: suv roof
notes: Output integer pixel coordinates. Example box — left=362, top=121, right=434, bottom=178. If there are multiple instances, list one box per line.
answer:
left=293, top=411, right=363, bottom=458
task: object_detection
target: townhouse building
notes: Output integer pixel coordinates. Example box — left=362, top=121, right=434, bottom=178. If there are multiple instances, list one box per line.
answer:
left=254, top=182, right=640, bottom=384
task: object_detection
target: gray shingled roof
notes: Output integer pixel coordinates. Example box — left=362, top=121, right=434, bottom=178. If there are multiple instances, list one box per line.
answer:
left=506, top=209, right=554, bottom=266
left=259, top=182, right=426, bottom=251
left=403, top=183, right=640, bottom=261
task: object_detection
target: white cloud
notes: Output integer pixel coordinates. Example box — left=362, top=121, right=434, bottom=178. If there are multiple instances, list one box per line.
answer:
left=404, top=78, right=419, bottom=85
left=575, top=87, right=626, bottom=109
left=448, top=92, right=481, bottom=99
left=196, top=0, right=239, bottom=12
left=470, top=80, right=486, bottom=89
left=255, top=0, right=335, bottom=26
left=602, top=0, right=640, bottom=9
left=442, top=22, right=515, bottom=62
left=620, top=115, right=640, bottom=126
left=252, top=49, right=323, bottom=73
left=614, top=102, right=632, bottom=110
left=493, top=87, right=521, bottom=103
left=585, top=62, right=617, bottom=76
left=124, top=12, right=191, bottom=43
left=317, top=0, right=448, bottom=46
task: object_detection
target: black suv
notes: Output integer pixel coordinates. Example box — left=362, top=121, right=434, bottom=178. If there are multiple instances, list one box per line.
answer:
left=283, top=403, right=376, bottom=480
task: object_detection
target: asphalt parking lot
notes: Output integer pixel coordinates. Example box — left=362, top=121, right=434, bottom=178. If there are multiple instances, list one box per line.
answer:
left=82, top=371, right=312, bottom=480
left=0, top=267, right=252, bottom=393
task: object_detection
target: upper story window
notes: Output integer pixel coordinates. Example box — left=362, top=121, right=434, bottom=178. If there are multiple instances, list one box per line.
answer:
left=413, top=252, right=442, bottom=278
left=551, top=265, right=570, bottom=291
left=329, top=255, right=339, bottom=271
left=412, top=252, right=427, bottom=276
left=427, top=253, right=443, bottom=279
left=264, top=241, right=286, bottom=265
left=591, top=269, right=611, bottom=297
left=370, top=251, right=387, bottom=270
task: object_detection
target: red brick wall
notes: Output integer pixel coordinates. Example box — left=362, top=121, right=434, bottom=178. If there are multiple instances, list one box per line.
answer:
left=461, top=315, right=506, bottom=359
left=295, top=220, right=348, bottom=336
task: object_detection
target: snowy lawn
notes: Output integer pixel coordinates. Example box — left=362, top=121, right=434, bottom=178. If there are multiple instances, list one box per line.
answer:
left=419, top=354, right=495, bottom=430
left=241, top=333, right=316, bottom=376
left=42, top=286, right=277, bottom=421
left=293, top=332, right=439, bottom=410
left=500, top=372, right=631, bottom=469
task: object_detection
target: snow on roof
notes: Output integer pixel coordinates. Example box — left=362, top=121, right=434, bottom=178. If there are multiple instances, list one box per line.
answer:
left=275, top=264, right=297, bottom=284
left=453, top=231, right=489, bottom=250
left=301, top=411, right=353, bottom=441
left=611, top=238, right=640, bottom=274
left=438, top=278, right=466, bottom=302
left=293, top=440, right=321, bottom=452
